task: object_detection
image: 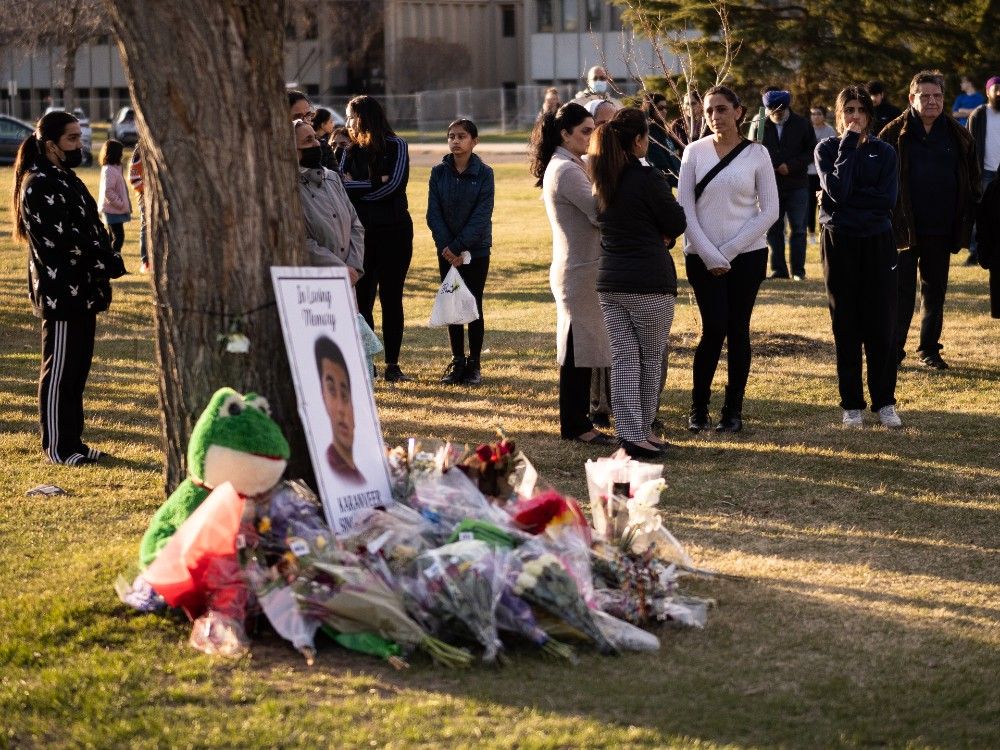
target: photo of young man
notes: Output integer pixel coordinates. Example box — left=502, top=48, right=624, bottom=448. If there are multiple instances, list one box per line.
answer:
left=315, top=335, right=365, bottom=485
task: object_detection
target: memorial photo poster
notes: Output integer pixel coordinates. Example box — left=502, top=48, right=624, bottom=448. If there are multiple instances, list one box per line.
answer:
left=271, top=266, right=394, bottom=534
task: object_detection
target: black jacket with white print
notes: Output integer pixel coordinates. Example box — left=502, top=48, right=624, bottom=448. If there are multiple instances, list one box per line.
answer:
left=21, top=160, right=126, bottom=319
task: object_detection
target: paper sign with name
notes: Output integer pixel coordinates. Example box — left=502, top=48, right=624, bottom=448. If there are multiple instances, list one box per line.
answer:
left=271, top=266, right=394, bottom=535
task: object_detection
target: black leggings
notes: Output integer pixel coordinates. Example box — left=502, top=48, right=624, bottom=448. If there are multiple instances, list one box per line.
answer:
left=686, top=248, right=767, bottom=414
left=354, top=216, right=414, bottom=365
left=108, top=222, right=125, bottom=256
left=437, top=254, right=489, bottom=360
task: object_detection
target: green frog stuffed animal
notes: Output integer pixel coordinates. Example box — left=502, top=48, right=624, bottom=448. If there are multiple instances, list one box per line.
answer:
left=139, top=387, right=291, bottom=568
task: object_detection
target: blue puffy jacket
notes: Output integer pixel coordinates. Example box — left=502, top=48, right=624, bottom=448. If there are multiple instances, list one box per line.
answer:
left=426, top=153, right=494, bottom=258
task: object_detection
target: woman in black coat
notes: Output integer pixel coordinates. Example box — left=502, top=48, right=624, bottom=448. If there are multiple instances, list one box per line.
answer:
left=589, top=108, right=687, bottom=458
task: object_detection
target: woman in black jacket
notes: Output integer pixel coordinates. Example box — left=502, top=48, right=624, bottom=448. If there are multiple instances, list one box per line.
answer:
left=12, top=110, right=126, bottom=465
left=341, top=95, right=413, bottom=382
left=589, top=108, right=687, bottom=458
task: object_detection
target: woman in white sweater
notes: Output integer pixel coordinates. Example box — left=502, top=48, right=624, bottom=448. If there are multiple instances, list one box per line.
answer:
left=677, top=85, right=779, bottom=433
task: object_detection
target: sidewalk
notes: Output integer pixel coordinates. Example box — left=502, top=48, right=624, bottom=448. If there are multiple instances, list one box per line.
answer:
left=409, top=141, right=529, bottom=167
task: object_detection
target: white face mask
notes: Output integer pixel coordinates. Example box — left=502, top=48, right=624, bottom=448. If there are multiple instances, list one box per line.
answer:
left=591, top=79, right=608, bottom=94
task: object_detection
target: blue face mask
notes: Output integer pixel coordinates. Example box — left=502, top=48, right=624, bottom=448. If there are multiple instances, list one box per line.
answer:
left=592, top=79, right=608, bottom=94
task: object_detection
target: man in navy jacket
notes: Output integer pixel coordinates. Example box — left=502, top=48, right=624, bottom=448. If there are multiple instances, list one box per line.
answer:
left=758, top=88, right=818, bottom=280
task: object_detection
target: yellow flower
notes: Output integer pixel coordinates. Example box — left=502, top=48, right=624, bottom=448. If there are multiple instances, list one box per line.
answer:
left=257, top=516, right=271, bottom=534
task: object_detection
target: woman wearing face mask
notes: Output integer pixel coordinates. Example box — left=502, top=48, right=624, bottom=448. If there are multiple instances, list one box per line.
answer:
left=294, top=119, right=364, bottom=282
left=590, top=108, right=687, bottom=458
left=815, top=86, right=901, bottom=429
left=11, top=110, right=126, bottom=465
left=530, top=102, right=614, bottom=446
left=677, top=86, right=778, bottom=434
left=340, top=96, right=413, bottom=382
left=311, top=107, right=338, bottom=171
left=426, top=118, right=494, bottom=386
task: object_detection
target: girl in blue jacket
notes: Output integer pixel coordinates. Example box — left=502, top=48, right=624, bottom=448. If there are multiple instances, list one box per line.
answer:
left=426, top=118, right=495, bottom=385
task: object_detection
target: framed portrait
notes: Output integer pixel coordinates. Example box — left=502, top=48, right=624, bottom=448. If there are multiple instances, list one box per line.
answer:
left=271, top=266, right=394, bottom=534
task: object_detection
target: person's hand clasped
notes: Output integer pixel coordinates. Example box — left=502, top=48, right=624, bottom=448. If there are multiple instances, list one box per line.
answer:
left=348, top=267, right=360, bottom=286
left=709, top=266, right=729, bottom=277
left=442, top=248, right=463, bottom=268
left=776, top=163, right=790, bottom=176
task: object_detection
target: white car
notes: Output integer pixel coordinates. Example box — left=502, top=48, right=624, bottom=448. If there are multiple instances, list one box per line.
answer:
left=110, top=107, right=139, bottom=147
left=44, top=106, right=93, bottom=165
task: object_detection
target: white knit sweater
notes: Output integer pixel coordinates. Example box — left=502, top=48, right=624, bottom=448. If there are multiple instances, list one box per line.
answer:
left=677, top=136, right=780, bottom=270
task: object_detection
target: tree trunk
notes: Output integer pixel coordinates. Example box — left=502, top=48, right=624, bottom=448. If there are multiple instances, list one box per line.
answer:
left=62, top=37, right=78, bottom=111
left=104, top=0, right=314, bottom=492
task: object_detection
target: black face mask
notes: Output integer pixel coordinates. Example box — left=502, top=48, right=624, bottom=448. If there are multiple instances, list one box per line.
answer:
left=60, top=148, right=83, bottom=169
left=299, top=146, right=322, bottom=169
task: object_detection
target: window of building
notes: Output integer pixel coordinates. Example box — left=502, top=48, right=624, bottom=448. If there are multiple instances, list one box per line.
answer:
left=537, top=0, right=553, bottom=32
left=562, top=0, right=579, bottom=32
left=609, top=2, right=624, bottom=29
left=586, top=0, right=601, bottom=29
left=502, top=5, right=516, bottom=37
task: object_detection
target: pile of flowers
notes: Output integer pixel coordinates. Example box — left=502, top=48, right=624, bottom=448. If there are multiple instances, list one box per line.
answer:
left=118, top=437, right=712, bottom=666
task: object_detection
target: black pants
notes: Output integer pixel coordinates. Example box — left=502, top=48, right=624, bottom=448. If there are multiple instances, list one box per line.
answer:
left=437, top=254, right=489, bottom=360
left=896, top=235, right=951, bottom=360
left=39, top=315, right=97, bottom=464
left=559, top=326, right=594, bottom=438
left=686, top=248, right=767, bottom=414
left=108, top=222, right=125, bottom=255
left=355, top=215, right=414, bottom=365
left=807, top=174, right=820, bottom=235
left=821, top=228, right=898, bottom=411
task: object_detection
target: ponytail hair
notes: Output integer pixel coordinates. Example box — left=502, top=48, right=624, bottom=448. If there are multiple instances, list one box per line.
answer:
left=529, top=102, right=591, bottom=187
left=588, top=107, right=648, bottom=212
left=12, top=110, right=77, bottom=242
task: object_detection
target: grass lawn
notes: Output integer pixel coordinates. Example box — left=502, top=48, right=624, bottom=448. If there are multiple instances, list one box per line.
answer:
left=1, top=160, right=998, bottom=749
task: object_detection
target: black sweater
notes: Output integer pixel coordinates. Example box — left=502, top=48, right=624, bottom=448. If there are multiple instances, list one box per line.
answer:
left=815, top=131, right=898, bottom=237
left=761, top=111, right=817, bottom=190
left=596, top=161, right=687, bottom=295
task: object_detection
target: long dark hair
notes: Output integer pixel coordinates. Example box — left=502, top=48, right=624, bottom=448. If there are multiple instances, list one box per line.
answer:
left=12, top=110, right=77, bottom=242
left=100, top=138, right=124, bottom=166
left=834, top=85, right=875, bottom=134
left=588, top=108, right=648, bottom=212
left=346, top=95, right=395, bottom=170
left=529, top=102, right=591, bottom=187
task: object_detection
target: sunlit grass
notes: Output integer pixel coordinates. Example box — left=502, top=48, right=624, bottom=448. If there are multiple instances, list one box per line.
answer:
left=1, top=160, right=998, bottom=748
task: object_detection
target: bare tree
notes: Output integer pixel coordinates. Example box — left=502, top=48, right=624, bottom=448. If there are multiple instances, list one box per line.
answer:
left=103, top=0, right=311, bottom=490
left=392, top=38, right=471, bottom=94
left=0, top=0, right=106, bottom=111
left=288, top=0, right=386, bottom=94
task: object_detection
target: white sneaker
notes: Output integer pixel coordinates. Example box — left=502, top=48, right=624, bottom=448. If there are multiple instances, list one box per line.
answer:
left=842, top=409, right=863, bottom=427
left=878, top=405, right=902, bottom=429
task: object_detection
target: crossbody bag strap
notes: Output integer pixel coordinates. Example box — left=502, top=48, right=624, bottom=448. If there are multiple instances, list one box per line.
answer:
left=694, top=139, right=752, bottom=201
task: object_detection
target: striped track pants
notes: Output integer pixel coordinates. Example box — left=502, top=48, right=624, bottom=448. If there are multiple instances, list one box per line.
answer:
left=39, top=315, right=97, bottom=465
left=599, top=292, right=675, bottom=442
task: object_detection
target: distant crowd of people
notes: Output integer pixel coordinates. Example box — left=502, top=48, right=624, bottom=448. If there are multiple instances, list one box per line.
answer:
left=10, top=64, right=999, bottom=464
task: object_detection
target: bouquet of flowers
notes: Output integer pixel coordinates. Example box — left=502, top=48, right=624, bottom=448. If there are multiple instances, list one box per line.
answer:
left=512, top=543, right=616, bottom=655
left=403, top=540, right=507, bottom=663
left=495, top=587, right=575, bottom=662
left=460, top=435, right=518, bottom=498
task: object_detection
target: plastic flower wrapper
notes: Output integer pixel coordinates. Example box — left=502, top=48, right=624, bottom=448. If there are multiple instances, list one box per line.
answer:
left=342, top=503, right=439, bottom=574
left=404, top=540, right=507, bottom=663
left=411, top=465, right=514, bottom=535
left=255, top=480, right=331, bottom=557
left=625, top=479, right=714, bottom=575
left=592, top=609, right=660, bottom=652
left=446, top=518, right=526, bottom=549
left=512, top=540, right=617, bottom=655
left=291, top=548, right=472, bottom=668
left=244, top=557, right=320, bottom=664
left=585, top=454, right=664, bottom=541
left=188, top=610, right=250, bottom=658
left=320, top=624, right=409, bottom=670
left=459, top=433, right=518, bottom=499
left=495, top=587, right=575, bottom=662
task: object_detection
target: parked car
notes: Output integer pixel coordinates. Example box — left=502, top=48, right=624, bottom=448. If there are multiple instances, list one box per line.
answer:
left=0, top=114, right=33, bottom=165
left=111, top=106, right=139, bottom=146
left=43, top=106, right=94, bottom=166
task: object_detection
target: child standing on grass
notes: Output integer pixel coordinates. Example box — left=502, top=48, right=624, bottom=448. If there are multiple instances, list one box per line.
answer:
left=426, top=118, right=495, bottom=385
left=98, top=139, right=131, bottom=261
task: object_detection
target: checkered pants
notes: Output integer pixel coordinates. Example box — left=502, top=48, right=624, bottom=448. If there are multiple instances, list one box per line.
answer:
left=599, top=292, right=675, bottom=442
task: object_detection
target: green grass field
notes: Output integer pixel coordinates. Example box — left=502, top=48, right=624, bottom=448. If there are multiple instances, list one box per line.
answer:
left=1, top=161, right=998, bottom=749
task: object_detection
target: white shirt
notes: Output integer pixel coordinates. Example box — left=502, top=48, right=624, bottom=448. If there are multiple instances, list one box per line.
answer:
left=985, top=107, right=1000, bottom=173
left=677, top=136, right=780, bottom=270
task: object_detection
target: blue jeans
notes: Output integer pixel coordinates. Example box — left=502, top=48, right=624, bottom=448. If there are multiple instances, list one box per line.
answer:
left=970, top=170, right=997, bottom=258
left=767, top=186, right=809, bottom=277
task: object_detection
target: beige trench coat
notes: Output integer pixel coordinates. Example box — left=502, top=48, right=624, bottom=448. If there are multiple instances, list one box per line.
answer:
left=543, top=147, right=612, bottom=368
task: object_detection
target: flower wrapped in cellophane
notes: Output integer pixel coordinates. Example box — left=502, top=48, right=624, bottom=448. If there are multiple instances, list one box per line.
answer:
left=402, top=540, right=507, bottom=663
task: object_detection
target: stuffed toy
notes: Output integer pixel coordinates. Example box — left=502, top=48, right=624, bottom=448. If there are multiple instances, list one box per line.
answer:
left=138, top=387, right=291, bottom=568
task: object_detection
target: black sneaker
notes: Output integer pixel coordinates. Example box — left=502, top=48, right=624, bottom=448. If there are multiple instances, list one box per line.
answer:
left=440, top=356, right=465, bottom=384
left=919, top=353, right=949, bottom=370
left=462, top=358, right=482, bottom=386
left=383, top=364, right=413, bottom=383
left=715, top=410, right=743, bottom=433
left=688, top=408, right=711, bottom=433
left=768, top=271, right=790, bottom=280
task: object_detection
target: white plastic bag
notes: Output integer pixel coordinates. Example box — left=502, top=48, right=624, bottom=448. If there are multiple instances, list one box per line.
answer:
left=428, top=266, right=479, bottom=327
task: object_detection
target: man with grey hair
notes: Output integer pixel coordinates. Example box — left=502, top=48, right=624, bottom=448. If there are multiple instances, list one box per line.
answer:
left=879, top=70, right=981, bottom=371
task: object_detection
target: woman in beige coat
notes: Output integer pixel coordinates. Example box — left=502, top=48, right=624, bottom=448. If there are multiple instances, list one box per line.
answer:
left=530, top=102, right=613, bottom=444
